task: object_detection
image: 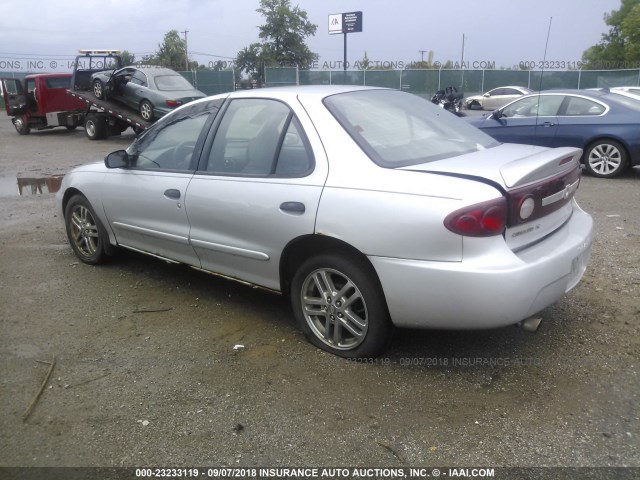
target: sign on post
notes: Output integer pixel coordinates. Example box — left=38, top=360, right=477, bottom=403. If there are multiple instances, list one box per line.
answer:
left=328, top=11, right=362, bottom=34
left=343, top=12, right=363, bottom=33
left=328, top=11, right=363, bottom=71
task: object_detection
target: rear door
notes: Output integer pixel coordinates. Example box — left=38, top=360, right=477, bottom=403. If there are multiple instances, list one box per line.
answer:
left=1, top=79, right=26, bottom=116
left=185, top=97, right=328, bottom=290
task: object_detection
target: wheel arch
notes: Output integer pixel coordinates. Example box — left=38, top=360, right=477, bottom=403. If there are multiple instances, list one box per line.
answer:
left=61, top=188, right=117, bottom=255
left=279, top=234, right=383, bottom=297
left=61, top=187, right=84, bottom=218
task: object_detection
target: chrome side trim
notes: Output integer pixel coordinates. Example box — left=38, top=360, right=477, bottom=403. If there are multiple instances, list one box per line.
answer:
left=189, top=238, right=270, bottom=261
left=118, top=244, right=180, bottom=264
left=541, top=179, right=580, bottom=207
left=112, top=222, right=190, bottom=245
left=190, top=266, right=281, bottom=294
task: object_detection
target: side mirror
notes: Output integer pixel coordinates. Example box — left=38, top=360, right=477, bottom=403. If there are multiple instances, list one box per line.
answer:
left=490, top=109, right=503, bottom=120
left=483, top=93, right=490, bottom=97
left=105, top=150, right=130, bottom=168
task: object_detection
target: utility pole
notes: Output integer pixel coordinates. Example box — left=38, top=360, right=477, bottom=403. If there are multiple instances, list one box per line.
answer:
left=460, top=34, right=466, bottom=88
left=418, top=50, right=427, bottom=63
left=181, top=29, right=189, bottom=71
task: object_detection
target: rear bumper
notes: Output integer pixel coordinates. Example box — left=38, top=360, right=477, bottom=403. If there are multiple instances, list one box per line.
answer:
left=370, top=200, right=593, bottom=329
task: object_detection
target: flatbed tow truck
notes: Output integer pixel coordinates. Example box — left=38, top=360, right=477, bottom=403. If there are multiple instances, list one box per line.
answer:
left=66, top=88, right=150, bottom=140
left=66, top=49, right=151, bottom=139
left=2, top=50, right=150, bottom=140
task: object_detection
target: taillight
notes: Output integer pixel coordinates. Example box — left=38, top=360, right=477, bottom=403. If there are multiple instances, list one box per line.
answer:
left=166, top=100, right=183, bottom=108
left=444, top=197, right=507, bottom=237
left=507, top=165, right=581, bottom=227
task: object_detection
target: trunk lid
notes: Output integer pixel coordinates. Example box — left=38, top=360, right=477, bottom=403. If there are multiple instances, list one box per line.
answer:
left=403, top=143, right=583, bottom=251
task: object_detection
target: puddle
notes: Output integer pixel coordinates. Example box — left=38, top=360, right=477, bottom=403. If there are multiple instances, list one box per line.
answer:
left=0, top=174, right=65, bottom=197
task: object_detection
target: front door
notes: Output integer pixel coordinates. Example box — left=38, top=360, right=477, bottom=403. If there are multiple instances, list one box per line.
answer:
left=101, top=109, right=213, bottom=265
left=1, top=78, right=26, bottom=116
left=486, top=94, right=563, bottom=147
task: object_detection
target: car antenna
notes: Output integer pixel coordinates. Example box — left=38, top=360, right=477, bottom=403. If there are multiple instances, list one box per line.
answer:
left=536, top=16, right=553, bottom=118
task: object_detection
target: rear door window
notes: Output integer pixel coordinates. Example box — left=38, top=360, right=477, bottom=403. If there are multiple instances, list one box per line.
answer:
left=562, top=96, right=606, bottom=116
left=203, top=98, right=314, bottom=177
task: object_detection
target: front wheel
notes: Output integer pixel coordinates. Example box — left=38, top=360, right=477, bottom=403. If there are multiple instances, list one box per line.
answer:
left=584, top=139, right=628, bottom=178
left=291, top=253, right=393, bottom=358
left=139, top=100, right=154, bottom=121
left=13, top=116, right=30, bottom=135
left=64, top=195, right=110, bottom=265
left=93, top=79, right=105, bottom=100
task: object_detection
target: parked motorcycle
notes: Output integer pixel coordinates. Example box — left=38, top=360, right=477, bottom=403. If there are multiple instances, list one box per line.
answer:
left=431, top=86, right=466, bottom=116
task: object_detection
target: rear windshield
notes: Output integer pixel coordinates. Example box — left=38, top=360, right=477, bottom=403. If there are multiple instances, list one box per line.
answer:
left=323, top=89, right=499, bottom=167
left=154, top=75, right=195, bottom=91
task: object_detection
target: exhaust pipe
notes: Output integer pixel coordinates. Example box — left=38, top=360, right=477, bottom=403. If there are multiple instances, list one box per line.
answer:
left=517, top=317, right=542, bottom=333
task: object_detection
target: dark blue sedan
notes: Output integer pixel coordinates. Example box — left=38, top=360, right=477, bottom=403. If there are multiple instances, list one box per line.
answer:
left=466, top=89, right=640, bottom=177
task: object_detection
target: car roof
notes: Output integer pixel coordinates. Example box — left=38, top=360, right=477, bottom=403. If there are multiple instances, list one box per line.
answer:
left=127, top=67, right=182, bottom=77
left=524, top=89, right=612, bottom=98
left=490, top=85, right=531, bottom=90
left=25, top=73, right=72, bottom=79
left=156, top=85, right=390, bottom=129
left=205, top=85, right=387, bottom=102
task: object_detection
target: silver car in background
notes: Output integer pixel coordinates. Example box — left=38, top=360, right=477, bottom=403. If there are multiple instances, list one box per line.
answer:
left=57, top=86, right=593, bottom=358
left=465, top=86, right=533, bottom=110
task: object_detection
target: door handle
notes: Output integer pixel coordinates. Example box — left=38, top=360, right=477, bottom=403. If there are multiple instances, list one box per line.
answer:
left=280, top=202, right=305, bottom=214
left=540, top=121, right=555, bottom=127
left=164, top=189, right=181, bottom=200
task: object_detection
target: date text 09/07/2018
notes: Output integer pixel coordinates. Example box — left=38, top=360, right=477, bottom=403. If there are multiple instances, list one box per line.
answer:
left=135, top=467, right=496, bottom=478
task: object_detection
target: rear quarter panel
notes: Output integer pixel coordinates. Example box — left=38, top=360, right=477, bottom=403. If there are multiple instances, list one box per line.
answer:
left=553, top=115, right=640, bottom=165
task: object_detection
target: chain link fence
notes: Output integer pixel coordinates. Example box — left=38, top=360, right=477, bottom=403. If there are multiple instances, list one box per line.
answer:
left=2, top=67, right=638, bottom=110
left=264, top=67, right=640, bottom=97
left=177, top=70, right=235, bottom=96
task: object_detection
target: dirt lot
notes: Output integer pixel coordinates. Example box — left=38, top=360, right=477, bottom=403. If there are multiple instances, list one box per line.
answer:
left=0, top=117, right=638, bottom=473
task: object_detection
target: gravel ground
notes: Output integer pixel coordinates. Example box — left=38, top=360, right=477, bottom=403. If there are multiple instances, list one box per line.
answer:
left=0, top=117, right=638, bottom=474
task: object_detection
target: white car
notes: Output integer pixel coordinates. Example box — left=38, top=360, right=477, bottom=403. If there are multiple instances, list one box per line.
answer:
left=57, top=86, right=593, bottom=358
left=610, top=86, right=640, bottom=100
left=465, top=86, right=533, bottom=110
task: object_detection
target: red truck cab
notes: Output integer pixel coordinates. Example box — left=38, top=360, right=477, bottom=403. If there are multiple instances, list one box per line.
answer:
left=2, top=73, right=86, bottom=134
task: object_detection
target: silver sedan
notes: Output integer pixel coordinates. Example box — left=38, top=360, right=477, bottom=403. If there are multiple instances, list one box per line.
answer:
left=464, top=86, right=533, bottom=110
left=57, top=86, right=593, bottom=358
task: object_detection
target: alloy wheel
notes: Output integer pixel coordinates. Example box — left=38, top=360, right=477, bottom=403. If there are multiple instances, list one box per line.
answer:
left=69, top=204, right=100, bottom=258
left=300, top=267, right=369, bottom=350
left=588, top=143, right=622, bottom=176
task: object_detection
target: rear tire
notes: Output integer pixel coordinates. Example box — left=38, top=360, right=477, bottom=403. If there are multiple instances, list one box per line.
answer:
left=64, top=194, right=110, bottom=265
left=584, top=139, right=628, bottom=178
left=291, top=253, right=393, bottom=358
left=85, top=114, right=107, bottom=140
left=140, top=100, right=154, bottom=121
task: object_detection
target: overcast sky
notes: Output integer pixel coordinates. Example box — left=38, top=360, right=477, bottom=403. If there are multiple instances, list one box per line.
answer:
left=0, top=0, right=623, bottom=72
